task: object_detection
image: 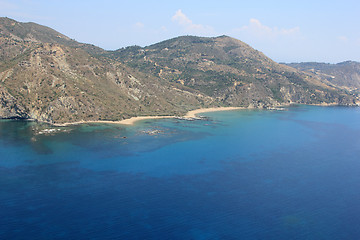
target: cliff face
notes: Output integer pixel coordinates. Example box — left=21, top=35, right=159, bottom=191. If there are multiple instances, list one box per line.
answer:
left=0, top=18, right=358, bottom=124
left=0, top=86, right=27, bottom=119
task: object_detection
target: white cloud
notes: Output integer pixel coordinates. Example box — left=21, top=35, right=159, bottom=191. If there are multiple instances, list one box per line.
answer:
left=337, top=36, right=360, bottom=48
left=233, top=18, right=300, bottom=40
left=171, top=9, right=214, bottom=35
left=338, top=36, right=348, bottom=42
left=134, top=22, right=144, bottom=29
left=172, top=9, right=192, bottom=26
left=227, top=18, right=306, bottom=62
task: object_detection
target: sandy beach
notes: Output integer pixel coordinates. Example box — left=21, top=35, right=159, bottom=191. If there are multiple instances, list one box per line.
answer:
left=119, top=107, right=245, bottom=125
left=184, top=107, right=245, bottom=118
left=53, top=116, right=176, bottom=126
left=53, top=107, right=245, bottom=126
left=118, top=107, right=245, bottom=125
left=117, top=116, right=175, bottom=125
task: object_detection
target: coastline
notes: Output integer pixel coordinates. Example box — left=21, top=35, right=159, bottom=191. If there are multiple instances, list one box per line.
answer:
left=53, top=107, right=245, bottom=126
left=14, top=104, right=359, bottom=127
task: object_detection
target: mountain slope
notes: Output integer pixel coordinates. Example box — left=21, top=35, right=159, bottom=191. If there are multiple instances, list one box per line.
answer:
left=0, top=17, right=105, bottom=56
left=286, top=61, right=360, bottom=91
left=0, top=18, right=210, bottom=124
left=0, top=18, right=358, bottom=124
left=112, top=35, right=357, bottom=108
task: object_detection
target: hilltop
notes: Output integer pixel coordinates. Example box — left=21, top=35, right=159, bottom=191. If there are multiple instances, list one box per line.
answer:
left=0, top=18, right=358, bottom=124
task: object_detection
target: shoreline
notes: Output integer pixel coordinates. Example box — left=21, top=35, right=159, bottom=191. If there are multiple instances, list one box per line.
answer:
left=9, top=103, right=359, bottom=127
left=116, top=115, right=175, bottom=125
left=53, top=107, right=245, bottom=126
left=184, top=107, right=245, bottom=118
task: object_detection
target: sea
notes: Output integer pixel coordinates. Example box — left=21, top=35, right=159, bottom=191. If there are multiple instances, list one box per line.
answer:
left=1, top=105, right=360, bottom=239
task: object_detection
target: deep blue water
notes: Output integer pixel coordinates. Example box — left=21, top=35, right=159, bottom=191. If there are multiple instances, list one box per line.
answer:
left=1, top=105, right=360, bottom=239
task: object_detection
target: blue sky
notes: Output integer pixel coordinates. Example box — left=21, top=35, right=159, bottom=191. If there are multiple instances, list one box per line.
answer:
left=1, top=0, right=359, bottom=63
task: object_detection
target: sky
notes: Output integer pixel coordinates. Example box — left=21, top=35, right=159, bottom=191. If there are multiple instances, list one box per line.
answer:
left=1, top=0, right=359, bottom=63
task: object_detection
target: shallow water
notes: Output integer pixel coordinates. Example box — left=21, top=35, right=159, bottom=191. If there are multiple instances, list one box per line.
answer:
left=1, top=106, right=360, bottom=239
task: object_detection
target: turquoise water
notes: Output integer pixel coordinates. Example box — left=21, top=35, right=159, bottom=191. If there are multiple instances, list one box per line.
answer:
left=1, top=106, right=360, bottom=239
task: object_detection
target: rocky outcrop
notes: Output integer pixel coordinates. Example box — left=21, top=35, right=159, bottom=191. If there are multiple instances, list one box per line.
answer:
left=0, top=86, right=27, bottom=119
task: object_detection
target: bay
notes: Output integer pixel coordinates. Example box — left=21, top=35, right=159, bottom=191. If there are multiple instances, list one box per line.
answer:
left=1, top=105, right=360, bottom=239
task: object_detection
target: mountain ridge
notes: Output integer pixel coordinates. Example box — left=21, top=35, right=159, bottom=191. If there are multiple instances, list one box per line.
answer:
left=0, top=17, right=358, bottom=124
